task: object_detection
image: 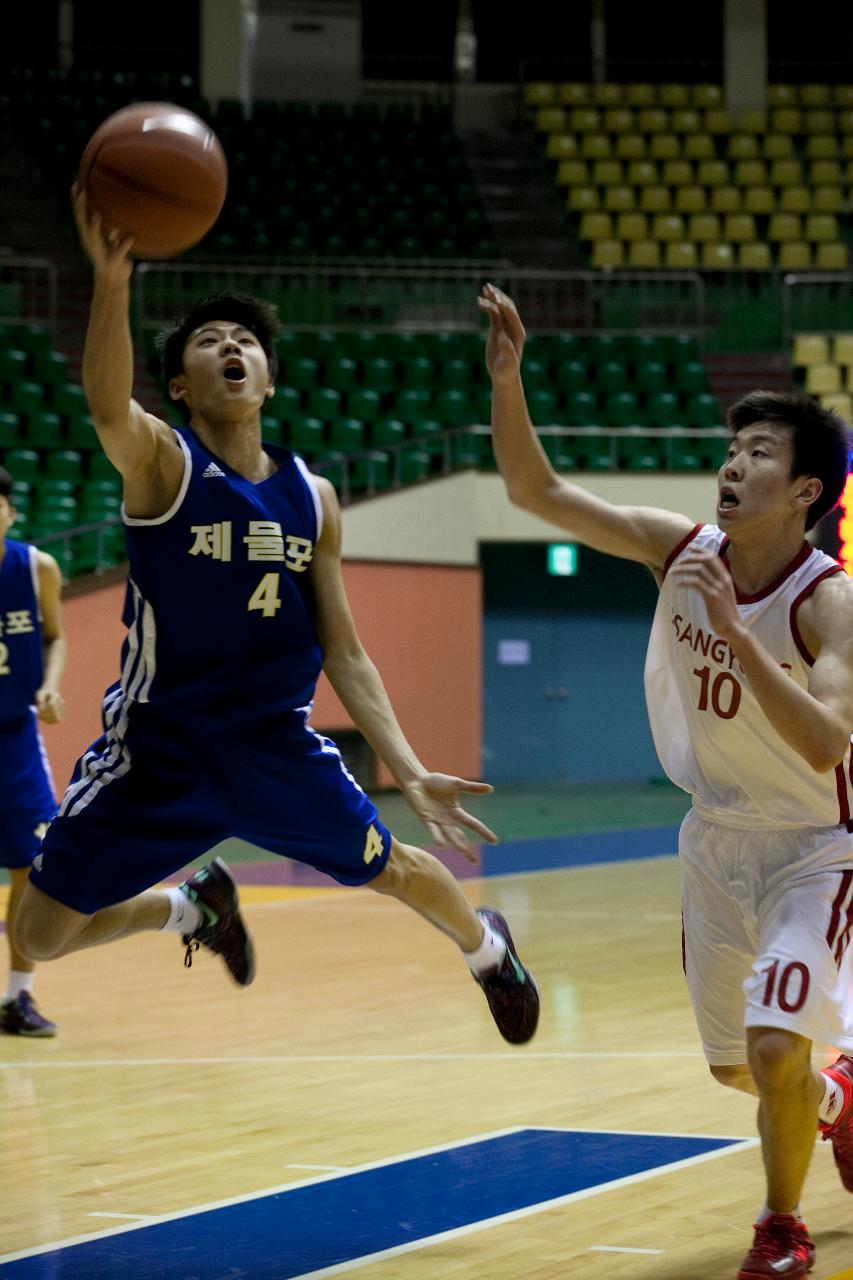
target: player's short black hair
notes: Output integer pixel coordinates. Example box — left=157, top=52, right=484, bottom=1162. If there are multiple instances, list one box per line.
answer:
left=157, top=291, right=280, bottom=385
left=0, top=466, right=13, bottom=500
left=728, top=389, right=851, bottom=530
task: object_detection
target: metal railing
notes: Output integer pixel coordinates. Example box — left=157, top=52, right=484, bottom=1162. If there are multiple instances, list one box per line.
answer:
left=0, top=256, right=58, bottom=332
left=781, top=273, right=853, bottom=349
left=35, top=517, right=123, bottom=581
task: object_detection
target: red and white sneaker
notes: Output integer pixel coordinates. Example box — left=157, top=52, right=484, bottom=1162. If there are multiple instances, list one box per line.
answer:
left=819, top=1053, right=853, bottom=1191
left=737, top=1214, right=815, bottom=1279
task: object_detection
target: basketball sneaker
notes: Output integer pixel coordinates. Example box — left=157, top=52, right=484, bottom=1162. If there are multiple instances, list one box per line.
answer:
left=473, top=908, right=539, bottom=1045
left=0, top=992, right=57, bottom=1037
left=179, top=858, right=255, bottom=987
left=737, top=1214, right=815, bottom=1278
left=820, top=1053, right=853, bottom=1191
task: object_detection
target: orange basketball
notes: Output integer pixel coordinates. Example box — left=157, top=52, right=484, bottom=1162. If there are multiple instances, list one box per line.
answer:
left=77, top=102, right=228, bottom=259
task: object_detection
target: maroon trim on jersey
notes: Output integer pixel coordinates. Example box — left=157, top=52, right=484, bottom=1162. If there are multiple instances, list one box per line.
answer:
left=662, top=523, right=705, bottom=580
left=828, top=872, right=853, bottom=967
left=789, top=565, right=845, bottom=666
left=719, top=538, right=814, bottom=604
left=835, top=760, right=852, bottom=829
left=681, top=916, right=686, bottom=976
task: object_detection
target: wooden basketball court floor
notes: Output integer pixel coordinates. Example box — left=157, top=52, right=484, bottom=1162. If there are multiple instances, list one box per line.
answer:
left=2, top=783, right=853, bottom=1279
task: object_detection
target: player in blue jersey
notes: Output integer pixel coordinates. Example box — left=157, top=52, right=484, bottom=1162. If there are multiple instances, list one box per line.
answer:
left=0, top=466, right=66, bottom=1037
left=13, top=189, right=539, bottom=1048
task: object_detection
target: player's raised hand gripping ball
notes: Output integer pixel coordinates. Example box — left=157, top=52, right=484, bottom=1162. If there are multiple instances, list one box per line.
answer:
left=77, top=103, right=228, bottom=260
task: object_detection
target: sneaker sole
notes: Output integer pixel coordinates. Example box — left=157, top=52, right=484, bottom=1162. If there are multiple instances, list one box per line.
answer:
left=477, top=907, right=540, bottom=1044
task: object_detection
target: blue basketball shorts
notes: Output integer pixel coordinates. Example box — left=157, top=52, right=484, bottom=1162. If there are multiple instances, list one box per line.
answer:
left=0, top=711, right=56, bottom=868
left=30, top=706, right=392, bottom=914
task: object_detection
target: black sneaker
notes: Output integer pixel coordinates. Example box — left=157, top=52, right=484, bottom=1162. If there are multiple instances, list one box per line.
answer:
left=474, top=907, right=539, bottom=1044
left=179, top=858, right=255, bottom=987
left=0, top=991, right=57, bottom=1037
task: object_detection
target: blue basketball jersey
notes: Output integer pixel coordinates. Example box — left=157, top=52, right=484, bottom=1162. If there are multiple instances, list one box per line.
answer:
left=0, top=538, right=44, bottom=724
left=119, top=428, right=324, bottom=721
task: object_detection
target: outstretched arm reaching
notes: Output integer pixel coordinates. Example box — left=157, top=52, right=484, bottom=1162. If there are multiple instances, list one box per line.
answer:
left=478, top=284, right=694, bottom=575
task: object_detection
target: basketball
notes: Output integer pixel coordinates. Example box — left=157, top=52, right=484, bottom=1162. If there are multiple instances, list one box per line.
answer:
left=77, top=102, right=228, bottom=260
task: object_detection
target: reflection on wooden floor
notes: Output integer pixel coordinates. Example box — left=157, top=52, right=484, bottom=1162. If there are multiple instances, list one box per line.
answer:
left=1, top=855, right=852, bottom=1278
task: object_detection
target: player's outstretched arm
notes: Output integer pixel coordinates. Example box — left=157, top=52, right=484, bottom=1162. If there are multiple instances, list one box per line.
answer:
left=479, top=284, right=693, bottom=574
left=310, top=477, right=497, bottom=859
left=73, top=188, right=183, bottom=509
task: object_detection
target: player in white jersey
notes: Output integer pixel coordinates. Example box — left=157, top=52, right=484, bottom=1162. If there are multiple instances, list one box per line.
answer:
left=480, top=284, right=853, bottom=1280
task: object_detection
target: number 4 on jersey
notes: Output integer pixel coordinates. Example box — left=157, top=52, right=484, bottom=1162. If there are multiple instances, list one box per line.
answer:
left=248, top=572, right=282, bottom=618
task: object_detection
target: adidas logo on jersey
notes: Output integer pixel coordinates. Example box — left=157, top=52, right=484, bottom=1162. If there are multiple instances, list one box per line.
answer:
left=202, top=462, right=226, bottom=478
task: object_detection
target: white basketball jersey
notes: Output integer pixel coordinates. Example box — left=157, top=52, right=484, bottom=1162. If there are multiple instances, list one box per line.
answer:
left=645, top=523, right=853, bottom=831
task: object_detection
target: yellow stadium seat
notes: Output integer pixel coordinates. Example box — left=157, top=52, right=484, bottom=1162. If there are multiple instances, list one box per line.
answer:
left=697, top=159, right=730, bottom=187
left=738, top=109, right=768, bottom=133
left=834, top=87, right=853, bottom=108
left=839, top=110, right=853, bottom=133
left=628, top=239, right=661, bottom=267
left=780, top=187, right=812, bottom=214
left=820, top=392, right=853, bottom=418
left=661, top=160, right=694, bottom=186
left=615, top=134, right=646, bottom=160
left=603, top=185, right=636, bottom=212
left=769, top=213, right=802, bottom=241
left=571, top=107, right=602, bottom=132
left=724, top=213, right=757, bottom=243
left=558, top=82, right=589, bottom=106
left=815, top=243, right=848, bottom=269
left=591, top=239, right=625, bottom=269
left=735, top=160, right=768, bottom=187
left=805, top=109, right=835, bottom=134
left=768, top=85, right=797, bottom=107
left=711, top=185, right=743, bottom=213
left=579, top=211, right=613, bottom=241
left=702, top=242, right=735, bottom=269
left=653, top=213, right=687, bottom=241
left=807, top=135, right=839, bottom=160
left=535, top=107, right=567, bottom=133
left=604, top=108, right=635, bottom=132
left=704, top=108, right=733, bottom=134
left=675, top=185, right=707, bottom=213
left=689, top=213, right=722, bottom=242
left=728, top=134, right=760, bottom=160
left=832, top=335, right=853, bottom=365
left=762, top=133, right=794, bottom=160
left=770, top=159, right=804, bottom=186
left=592, top=159, right=624, bottom=186
left=805, top=363, right=842, bottom=395
left=812, top=186, right=843, bottom=213
left=556, top=159, right=589, bottom=186
left=640, top=185, right=672, bottom=212
left=738, top=242, right=772, bottom=269
left=525, top=82, right=556, bottom=107
left=616, top=212, right=649, bottom=240
left=778, top=242, right=812, bottom=269
left=639, top=108, right=669, bottom=133
left=664, top=241, right=698, bottom=268
left=592, top=83, right=623, bottom=106
left=771, top=108, right=803, bottom=133
left=744, top=186, right=776, bottom=215
left=547, top=134, right=578, bottom=161
left=568, top=185, right=600, bottom=212
left=660, top=83, right=690, bottom=107
left=671, top=109, right=701, bottom=133
left=800, top=85, right=832, bottom=107
left=580, top=132, right=613, bottom=160
left=805, top=214, right=839, bottom=242
left=627, top=160, right=660, bottom=186
left=625, top=83, right=656, bottom=107
left=649, top=133, right=681, bottom=161
left=692, top=84, right=723, bottom=108
left=811, top=160, right=842, bottom=184
left=793, top=334, right=830, bottom=365
left=683, top=132, right=715, bottom=160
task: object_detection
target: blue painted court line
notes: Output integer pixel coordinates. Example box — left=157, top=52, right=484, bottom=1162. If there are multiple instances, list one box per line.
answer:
left=478, top=825, right=680, bottom=877
left=0, top=1126, right=748, bottom=1279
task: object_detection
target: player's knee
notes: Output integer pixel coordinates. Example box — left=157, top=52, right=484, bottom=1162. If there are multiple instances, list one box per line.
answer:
left=369, top=839, right=422, bottom=899
left=710, top=1063, right=756, bottom=1095
left=747, top=1028, right=810, bottom=1093
left=12, top=894, right=75, bottom=962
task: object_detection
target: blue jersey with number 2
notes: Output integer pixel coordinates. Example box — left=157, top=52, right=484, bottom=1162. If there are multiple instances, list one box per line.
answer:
left=0, top=538, right=43, bottom=723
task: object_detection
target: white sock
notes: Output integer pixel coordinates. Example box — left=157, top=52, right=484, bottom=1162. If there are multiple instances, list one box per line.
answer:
left=757, top=1202, right=803, bottom=1223
left=5, top=970, right=34, bottom=1002
left=819, top=1071, right=849, bottom=1126
left=464, top=923, right=506, bottom=976
left=161, top=887, right=202, bottom=935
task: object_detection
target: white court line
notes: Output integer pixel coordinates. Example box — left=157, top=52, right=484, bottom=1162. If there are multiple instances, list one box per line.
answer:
left=590, top=1245, right=665, bottom=1255
left=85, top=1213, right=153, bottom=1221
left=0, top=1050, right=706, bottom=1069
left=285, top=1164, right=350, bottom=1172
left=0, top=1126, right=756, bottom=1268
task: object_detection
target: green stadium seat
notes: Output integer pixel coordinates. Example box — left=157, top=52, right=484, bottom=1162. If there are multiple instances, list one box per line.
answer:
left=685, top=392, right=721, bottom=427
left=618, top=429, right=666, bottom=470
left=347, top=387, right=382, bottom=423
left=361, top=357, right=397, bottom=391
left=45, top=449, right=83, bottom=481
left=324, top=355, right=359, bottom=390
left=351, top=450, right=392, bottom=493
left=269, top=386, right=302, bottom=423
left=662, top=334, right=700, bottom=363
left=400, top=356, right=436, bottom=389
left=33, top=350, right=68, bottom=385
left=343, top=332, right=382, bottom=363
left=0, top=349, right=29, bottom=381
left=312, top=453, right=347, bottom=491
left=307, top=387, right=344, bottom=422
left=674, top=360, right=708, bottom=394
left=51, top=384, right=88, bottom=419
left=9, top=382, right=45, bottom=417
left=528, top=389, right=559, bottom=422
left=400, top=447, right=432, bottom=485
left=0, top=411, right=22, bottom=447
left=451, top=432, right=487, bottom=469
left=4, top=448, right=41, bottom=482
left=329, top=417, right=366, bottom=452
left=393, top=388, right=434, bottom=424
left=87, top=452, right=121, bottom=481
left=604, top=391, right=639, bottom=426
left=261, top=417, right=284, bottom=446
left=300, top=332, right=339, bottom=363
left=26, top=411, right=63, bottom=447
left=666, top=430, right=705, bottom=470
left=635, top=360, right=667, bottom=393
left=564, top=389, right=598, bottom=425
left=81, top=477, right=122, bottom=504
left=587, top=335, right=624, bottom=363
left=540, top=432, right=579, bottom=470
left=596, top=360, right=628, bottom=393
left=283, top=356, right=320, bottom=390
left=434, top=388, right=473, bottom=427
left=575, top=430, right=615, bottom=470
left=646, top=391, right=681, bottom=426
left=553, top=359, right=589, bottom=392
left=519, top=359, right=549, bottom=394
left=66, top=413, right=98, bottom=449
left=13, top=324, right=53, bottom=358
left=289, top=416, right=326, bottom=453
left=372, top=418, right=407, bottom=447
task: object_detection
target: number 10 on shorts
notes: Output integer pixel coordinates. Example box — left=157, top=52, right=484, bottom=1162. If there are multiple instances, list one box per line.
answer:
left=761, top=958, right=810, bottom=1013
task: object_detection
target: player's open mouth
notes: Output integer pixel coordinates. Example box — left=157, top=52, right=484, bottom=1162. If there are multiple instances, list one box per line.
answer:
left=223, top=359, right=246, bottom=384
left=719, top=487, right=739, bottom=510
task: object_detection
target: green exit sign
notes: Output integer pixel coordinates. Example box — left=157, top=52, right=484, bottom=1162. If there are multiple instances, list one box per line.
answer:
left=547, top=543, right=578, bottom=576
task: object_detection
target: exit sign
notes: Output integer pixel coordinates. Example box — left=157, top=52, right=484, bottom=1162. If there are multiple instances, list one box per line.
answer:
left=547, top=543, right=578, bottom=576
